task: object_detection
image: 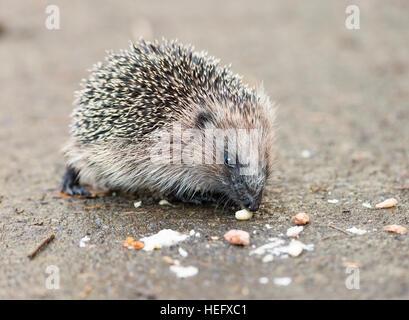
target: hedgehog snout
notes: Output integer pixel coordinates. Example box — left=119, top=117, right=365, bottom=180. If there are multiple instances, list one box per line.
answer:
left=233, top=181, right=263, bottom=211
left=241, top=192, right=262, bottom=211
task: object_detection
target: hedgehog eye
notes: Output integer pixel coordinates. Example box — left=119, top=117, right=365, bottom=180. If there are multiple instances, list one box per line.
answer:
left=224, top=155, right=236, bottom=169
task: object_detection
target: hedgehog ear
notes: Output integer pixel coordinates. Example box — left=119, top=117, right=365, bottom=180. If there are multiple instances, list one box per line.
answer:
left=195, top=111, right=215, bottom=129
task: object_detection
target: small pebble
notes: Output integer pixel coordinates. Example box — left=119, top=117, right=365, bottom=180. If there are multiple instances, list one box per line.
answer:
left=384, top=224, right=408, bottom=235
left=133, top=201, right=142, bottom=208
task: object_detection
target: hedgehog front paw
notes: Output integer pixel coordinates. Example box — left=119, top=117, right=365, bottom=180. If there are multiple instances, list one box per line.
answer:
left=60, top=167, right=91, bottom=196
left=171, top=192, right=225, bottom=206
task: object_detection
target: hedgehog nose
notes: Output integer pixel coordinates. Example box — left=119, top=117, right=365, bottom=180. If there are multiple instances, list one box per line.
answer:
left=247, top=201, right=259, bottom=211
left=243, top=195, right=262, bottom=211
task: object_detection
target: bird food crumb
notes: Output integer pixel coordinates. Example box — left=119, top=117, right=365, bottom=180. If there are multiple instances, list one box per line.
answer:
left=79, top=235, right=90, bottom=248
left=159, top=199, right=173, bottom=206
left=178, top=247, right=188, bottom=257
left=235, top=209, right=253, bottom=220
left=346, top=227, right=368, bottom=235
left=384, top=224, right=408, bottom=234
left=223, top=230, right=250, bottom=246
left=343, top=262, right=361, bottom=268
left=293, top=212, right=310, bottom=225
left=262, top=254, right=274, bottom=263
left=273, top=277, right=292, bottom=286
left=286, top=226, right=303, bottom=238
left=286, top=240, right=304, bottom=257
left=122, top=237, right=145, bottom=250
left=375, top=198, right=398, bottom=209
left=170, top=265, right=198, bottom=278
left=162, top=256, right=175, bottom=264
left=362, top=202, right=372, bottom=209
left=259, top=277, right=269, bottom=284
left=140, top=229, right=189, bottom=251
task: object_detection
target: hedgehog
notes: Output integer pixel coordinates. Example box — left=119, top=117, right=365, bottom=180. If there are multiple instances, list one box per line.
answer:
left=61, top=39, right=276, bottom=211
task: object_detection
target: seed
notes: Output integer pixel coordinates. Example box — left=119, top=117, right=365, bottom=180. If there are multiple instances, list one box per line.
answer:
left=235, top=209, right=253, bottom=221
left=375, top=198, right=398, bottom=209
left=159, top=199, right=173, bottom=206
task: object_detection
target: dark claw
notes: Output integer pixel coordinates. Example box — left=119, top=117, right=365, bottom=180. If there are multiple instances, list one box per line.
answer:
left=61, top=167, right=90, bottom=197
left=71, top=185, right=91, bottom=196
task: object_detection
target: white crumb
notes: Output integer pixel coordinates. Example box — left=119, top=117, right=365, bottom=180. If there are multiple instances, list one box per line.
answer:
left=328, top=199, right=339, bottom=204
left=159, top=199, right=173, bottom=206
left=362, top=202, right=372, bottom=209
left=259, top=277, right=269, bottom=284
left=79, top=235, right=90, bottom=248
left=273, top=277, right=292, bottom=286
left=301, top=150, right=312, bottom=158
left=250, top=238, right=314, bottom=259
left=346, top=227, right=368, bottom=235
left=170, top=265, right=198, bottom=278
left=285, top=240, right=304, bottom=257
left=140, top=229, right=189, bottom=251
left=235, top=209, right=253, bottom=221
left=286, top=226, right=304, bottom=238
left=178, top=247, right=188, bottom=258
left=262, top=254, right=274, bottom=263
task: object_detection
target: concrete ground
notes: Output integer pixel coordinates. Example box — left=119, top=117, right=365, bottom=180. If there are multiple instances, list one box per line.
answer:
left=1, top=0, right=408, bottom=299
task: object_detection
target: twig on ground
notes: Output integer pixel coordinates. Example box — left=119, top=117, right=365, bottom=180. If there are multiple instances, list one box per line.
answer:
left=28, top=234, right=55, bottom=260
left=0, top=223, right=5, bottom=241
left=392, top=186, right=409, bottom=190
left=329, top=225, right=351, bottom=235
